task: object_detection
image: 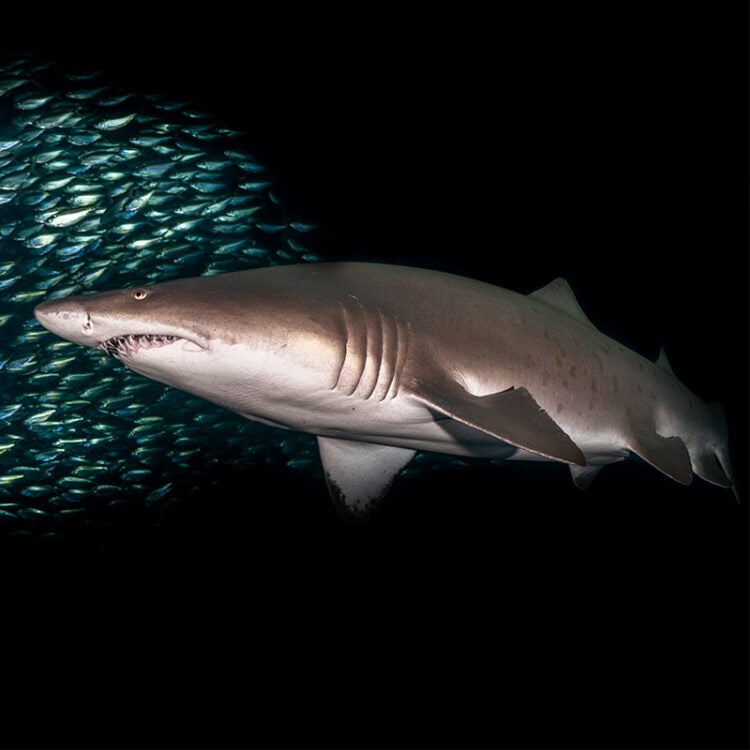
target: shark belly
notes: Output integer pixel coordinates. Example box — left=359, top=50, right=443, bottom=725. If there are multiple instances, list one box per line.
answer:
left=288, top=390, right=521, bottom=460
left=117, top=343, right=505, bottom=458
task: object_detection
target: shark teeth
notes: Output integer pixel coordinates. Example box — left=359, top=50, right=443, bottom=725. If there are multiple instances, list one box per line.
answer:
left=98, top=334, right=180, bottom=358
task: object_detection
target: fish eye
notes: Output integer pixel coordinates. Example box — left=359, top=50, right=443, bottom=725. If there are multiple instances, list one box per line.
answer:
left=132, top=288, right=148, bottom=301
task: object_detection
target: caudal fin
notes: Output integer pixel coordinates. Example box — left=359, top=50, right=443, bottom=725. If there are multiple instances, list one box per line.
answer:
left=692, top=402, right=739, bottom=501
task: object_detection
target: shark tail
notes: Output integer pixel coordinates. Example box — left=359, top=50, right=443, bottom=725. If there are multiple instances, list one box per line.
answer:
left=691, top=402, right=739, bottom=501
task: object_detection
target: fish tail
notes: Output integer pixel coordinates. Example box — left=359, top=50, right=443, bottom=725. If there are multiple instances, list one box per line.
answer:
left=692, top=402, right=739, bottom=501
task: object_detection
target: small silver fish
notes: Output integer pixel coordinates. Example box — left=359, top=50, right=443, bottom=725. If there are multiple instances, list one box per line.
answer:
left=42, top=175, right=75, bottom=190
left=64, top=180, right=102, bottom=193
left=145, top=483, right=173, bottom=505
left=290, top=221, right=316, bottom=232
left=21, top=485, right=55, bottom=498
left=35, top=148, right=65, bottom=163
left=215, top=206, right=261, bottom=222
left=80, top=150, right=120, bottom=166
left=193, top=181, right=225, bottom=194
left=0, top=404, right=23, bottom=421
left=14, top=94, right=55, bottom=110
left=37, top=110, right=76, bottom=129
left=9, top=289, right=47, bottom=305
left=123, top=190, right=154, bottom=213
left=0, top=276, right=21, bottom=290
left=239, top=180, right=271, bottom=191
left=94, top=113, right=136, bottom=131
left=69, top=193, right=103, bottom=207
left=45, top=207, right=94, bottom=227
left=66, top=86, right=108, bottom=100
left=133, top=162, right=174, bottom=179
left=97, top=92, right=134, bottom=107
left=4, top=354, right=37, bottom=373
left=68, top=133, right=102, bottom=146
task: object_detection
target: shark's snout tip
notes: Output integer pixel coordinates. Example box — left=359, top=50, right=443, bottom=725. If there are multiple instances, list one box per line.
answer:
left=32, top=298, right=89, bottom=344
left=33, top=298, right=61, bottom=327
left=33, top=301, right=50, bottom=325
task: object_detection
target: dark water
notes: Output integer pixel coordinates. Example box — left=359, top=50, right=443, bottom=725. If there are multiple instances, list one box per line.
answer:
left=0, top=53, right=485, bottom=550
left=1, top=12, right=747, bottom=750
left=0, top=52, right=336, bottom=546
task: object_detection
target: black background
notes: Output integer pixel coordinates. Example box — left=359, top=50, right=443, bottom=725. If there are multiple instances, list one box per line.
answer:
left=2, top=5, right=748, bottom=749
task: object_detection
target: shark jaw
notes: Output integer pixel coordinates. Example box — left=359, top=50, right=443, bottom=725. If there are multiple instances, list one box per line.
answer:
left=33, top=296, right=211, bottom=359
left=98, top=333, right=206, bottom=359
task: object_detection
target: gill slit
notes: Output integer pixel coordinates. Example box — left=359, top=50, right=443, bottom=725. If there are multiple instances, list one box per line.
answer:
left=334, top=302, right=367, bottom=397
left=360, top=309, right=383, bottom=401
left=374, top=311, right=396, bottom=402
left=333, top=304, right=350, bottom=392
left=387, top=320, right=410, bottom=400
left=334, top=302, right=410, bottom=401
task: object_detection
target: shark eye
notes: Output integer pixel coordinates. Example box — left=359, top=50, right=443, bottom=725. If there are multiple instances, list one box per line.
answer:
left=132, top=288, right=148, bottom=301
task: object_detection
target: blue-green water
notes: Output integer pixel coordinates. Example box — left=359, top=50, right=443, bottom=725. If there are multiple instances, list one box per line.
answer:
left=0, top=53, right=336, bottom=542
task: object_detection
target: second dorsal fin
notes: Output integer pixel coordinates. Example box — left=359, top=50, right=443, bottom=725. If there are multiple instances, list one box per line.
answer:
left=655, top=347, right=675, bottom=375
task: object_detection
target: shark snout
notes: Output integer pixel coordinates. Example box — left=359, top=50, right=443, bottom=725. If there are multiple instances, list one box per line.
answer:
left=34, top=298, right=98, bottom=348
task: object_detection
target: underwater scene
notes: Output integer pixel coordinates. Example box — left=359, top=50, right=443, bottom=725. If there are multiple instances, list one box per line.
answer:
left=0, top=53, right=326, bottom=543
left=0, top=52, right=473, bottom=549
left=0, top=19, right=746, bottom=748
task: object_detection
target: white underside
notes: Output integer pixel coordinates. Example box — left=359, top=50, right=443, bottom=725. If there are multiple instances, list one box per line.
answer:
left=120, top=340, right=628, bottom=468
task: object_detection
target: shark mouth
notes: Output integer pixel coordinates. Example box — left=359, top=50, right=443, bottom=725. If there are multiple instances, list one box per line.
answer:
left=98, top=334, right=182, bottom=359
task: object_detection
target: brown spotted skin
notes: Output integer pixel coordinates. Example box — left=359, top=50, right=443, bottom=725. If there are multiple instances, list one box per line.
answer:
left=34, top=262, right=736, bottom=498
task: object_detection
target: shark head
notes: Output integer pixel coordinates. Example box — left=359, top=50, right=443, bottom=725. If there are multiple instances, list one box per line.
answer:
left=34, top=280, right=254, bottom=414
left=33, top=278, right=279, bottom=424
left=34, top=284, right=212, bottom=377
left=33, top=270, right=349, bottom=434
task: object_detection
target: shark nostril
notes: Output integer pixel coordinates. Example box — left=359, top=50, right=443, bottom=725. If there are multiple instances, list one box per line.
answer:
left=82, top=314, right=93, bottom=334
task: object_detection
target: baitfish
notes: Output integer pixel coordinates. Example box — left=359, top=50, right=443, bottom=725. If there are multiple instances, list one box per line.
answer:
left=34, top=263, right=737, bottom=522
left=0, top=52, right=322, bottom=541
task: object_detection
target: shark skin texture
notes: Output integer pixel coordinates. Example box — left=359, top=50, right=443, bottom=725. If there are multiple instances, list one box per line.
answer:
left=34, top=262, right=737, bottom=522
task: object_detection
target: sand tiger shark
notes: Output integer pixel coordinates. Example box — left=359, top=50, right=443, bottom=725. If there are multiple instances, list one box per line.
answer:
left=34, top=262, right=737, bottom=521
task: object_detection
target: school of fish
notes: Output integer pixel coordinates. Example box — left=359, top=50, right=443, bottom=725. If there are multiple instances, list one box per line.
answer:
left=0, top=53, right=375, bottom=545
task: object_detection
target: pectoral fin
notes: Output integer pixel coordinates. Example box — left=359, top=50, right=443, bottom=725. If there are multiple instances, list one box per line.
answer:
left=570, top=464, right=604, bottom=489
left=411, top=379, right=586, bottom=467
left=317, top=436, right=416, bottom=523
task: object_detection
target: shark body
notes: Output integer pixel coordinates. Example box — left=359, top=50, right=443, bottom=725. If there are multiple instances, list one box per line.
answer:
left=34, top=262, right=736, bottom=520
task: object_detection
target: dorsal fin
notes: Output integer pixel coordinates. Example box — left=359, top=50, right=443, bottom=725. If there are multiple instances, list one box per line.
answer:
left=655, top=347, right=674, bottom=375
left=529, top=278, right=595, bottom=327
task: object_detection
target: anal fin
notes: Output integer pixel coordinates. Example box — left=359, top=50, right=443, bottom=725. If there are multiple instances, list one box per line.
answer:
left=570, top=464, right=604, bottom=490
left=317, top=436, right=416, bottom=523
